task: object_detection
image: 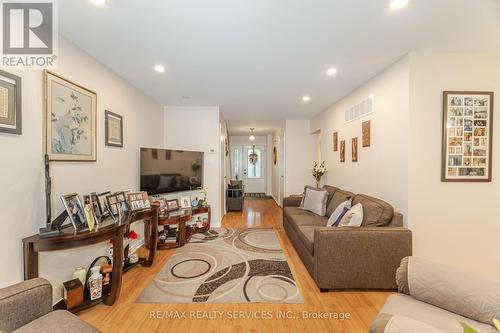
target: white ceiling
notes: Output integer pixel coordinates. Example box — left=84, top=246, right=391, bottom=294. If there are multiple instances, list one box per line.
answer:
left=59, top=0, right=500, bottom=135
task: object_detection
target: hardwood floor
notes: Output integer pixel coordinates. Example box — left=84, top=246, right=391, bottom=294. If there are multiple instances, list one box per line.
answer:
left=78, top=199, right=391, bottom=332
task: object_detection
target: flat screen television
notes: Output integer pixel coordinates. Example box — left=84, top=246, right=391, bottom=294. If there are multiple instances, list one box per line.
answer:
left=140, top=148, right=204, bottom=195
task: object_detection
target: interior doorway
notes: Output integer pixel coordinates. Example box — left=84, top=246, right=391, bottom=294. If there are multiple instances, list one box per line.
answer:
left=231, top=145, right=267, bottom=193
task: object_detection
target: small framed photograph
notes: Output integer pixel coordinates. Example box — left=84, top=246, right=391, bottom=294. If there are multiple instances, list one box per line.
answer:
left=83, top=192, right=101, bottom=224
left=0, top=69, right=22, bottom=135
left=126, top=191, right=151, bottom=211
left=61, top=193, right=87, bottom=231
left=96, top=191, right=111, bottom=217
left=106, top=192, right=129, bottom=218
left=149, top=196, right=167, bottom=216
left=180, top=195, right=191, bottom=209
left=105, top=110, right=123, bottom=147
left=166, top=199, right=179, bottom=212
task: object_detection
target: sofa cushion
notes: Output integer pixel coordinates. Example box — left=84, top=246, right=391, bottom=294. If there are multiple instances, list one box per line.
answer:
left=327, top=198, right=352, bottom=227
left=283, top=207, right=316, bottom=222
left=379, top=294, right=497, bottom=333
left=399, top=257, right=500, bottom=326
left=338, top=203, right=364, bottom=227
left=370, top=313, right=447, bottom=333
left=13, top=310, right=101, bottom=333
left=302, top=186, right=328, bottom=216
left=326, top=189, right=355, bottom=217
left=352, top=194, right=394, bottom=227
left=288, top=214, right=328, bottom=229
left=322, top=185, right=339, bottom=207
left=296, top=226, right=316, bottom=255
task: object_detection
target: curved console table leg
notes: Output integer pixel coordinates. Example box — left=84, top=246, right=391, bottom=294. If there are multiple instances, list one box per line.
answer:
left=141, top=212, right=158, bottom=268
left=103, top=227, right=124, bottom=306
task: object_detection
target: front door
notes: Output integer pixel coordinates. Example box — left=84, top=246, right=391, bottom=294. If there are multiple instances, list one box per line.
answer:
left=243, top=145, right=266, bottom=193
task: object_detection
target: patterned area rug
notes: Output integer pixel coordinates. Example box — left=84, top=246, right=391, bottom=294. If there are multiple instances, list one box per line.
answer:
left=136, top=228, right=303, bottom=304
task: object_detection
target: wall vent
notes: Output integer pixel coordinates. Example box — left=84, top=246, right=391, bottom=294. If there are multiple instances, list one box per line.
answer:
left=345, top=96, right=373, bottom=123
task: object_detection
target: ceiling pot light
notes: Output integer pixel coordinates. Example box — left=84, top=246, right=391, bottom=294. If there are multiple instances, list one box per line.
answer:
left=249, top=128, right=256, bottom=141
left=154, top=65, right=165, bottom=73
left=302, top=95, right=311, bottom=102
left=326, top=67, right=338, bottom=76
left=91, top=0, right=106, bottom=5
left=390, top=0, right=409, bottom=10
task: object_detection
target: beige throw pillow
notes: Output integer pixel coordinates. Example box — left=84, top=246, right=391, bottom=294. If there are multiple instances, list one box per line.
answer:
left=301, top=187, right=328, bottom=216
left=338, top=203, right=363, bottom=227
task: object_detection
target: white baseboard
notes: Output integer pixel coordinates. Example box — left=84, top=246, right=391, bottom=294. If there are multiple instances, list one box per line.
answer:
left=272, top=195, right=281, bottom=207
left=129, top=238, right=145, bottom=254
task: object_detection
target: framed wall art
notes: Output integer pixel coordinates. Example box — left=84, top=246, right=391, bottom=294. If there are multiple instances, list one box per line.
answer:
left=44, top=70, right=97, bottom=161
left=0, top=70, right=22, bottom=134
left=105, top=110, right=123, bottom=147
left=442, top=91, right=493, bottom=182
left=352, top=137, right=358, bottom=162
left=362, top=120, right=371, bottom=147
left=340, top=140, right=345, bottom=163
left=333, top=132, right=338, bottom=152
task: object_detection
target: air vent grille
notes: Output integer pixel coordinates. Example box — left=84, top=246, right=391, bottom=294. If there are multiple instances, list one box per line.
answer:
left=345, top=96, right=373, bottom=123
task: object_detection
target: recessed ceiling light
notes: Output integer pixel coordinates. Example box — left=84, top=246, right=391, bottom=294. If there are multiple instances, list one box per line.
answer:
left=390, top=0, right=409, bottom=10
left=302, top=96, right=311, bottom=102
left=154, top=65, right=165, bottom=73
left=91, top=0, right=106, bottom=6
left=326, top=67, right=338, bottom=76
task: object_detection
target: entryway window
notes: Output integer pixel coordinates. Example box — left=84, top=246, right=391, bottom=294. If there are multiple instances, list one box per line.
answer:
left=247, top=148, right=262, bottom=178
left=233, top=148, right=241, bottom=180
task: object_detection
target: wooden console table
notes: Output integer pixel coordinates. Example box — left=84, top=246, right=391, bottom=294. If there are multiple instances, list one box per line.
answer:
left=22, top=206, right=158, bottom=312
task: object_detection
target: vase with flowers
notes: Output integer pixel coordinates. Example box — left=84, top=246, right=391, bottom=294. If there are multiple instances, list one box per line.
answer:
left=312, top=161, right=327, bottom=188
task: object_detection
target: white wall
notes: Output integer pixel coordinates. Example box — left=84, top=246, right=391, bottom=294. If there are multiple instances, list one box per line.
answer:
left=271, top=128, right=285, bottom=204
left=284, top=120, right=316, bottom=196
left=310, top=57, right=410, bottom=219
left=0, top=38, right=164, bottom=296
left=266, top=134, right=273, bottom=196
left=164, top=106, right=222, bottom=226
left=408, top=53, right=500, bottom=280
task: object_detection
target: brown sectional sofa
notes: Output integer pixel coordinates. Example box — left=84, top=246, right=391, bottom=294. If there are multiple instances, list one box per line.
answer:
left=283, top=185, right=412, bottom=291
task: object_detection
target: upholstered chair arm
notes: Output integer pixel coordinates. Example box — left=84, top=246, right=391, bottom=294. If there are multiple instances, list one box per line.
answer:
left=0, top=278, right=53, bottom=332
left=313, top=227, right=412, bottom=290
left=282, top=196, right=303, bottom=207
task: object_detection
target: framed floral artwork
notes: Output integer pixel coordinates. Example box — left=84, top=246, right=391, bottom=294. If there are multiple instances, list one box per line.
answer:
left=105, top=110, right=123, bottom=147
left=44, top=70, right=97, bottom=161
left=0, top=69, right=22, bottom=134
left=442, top=91, right=493, bottom=182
